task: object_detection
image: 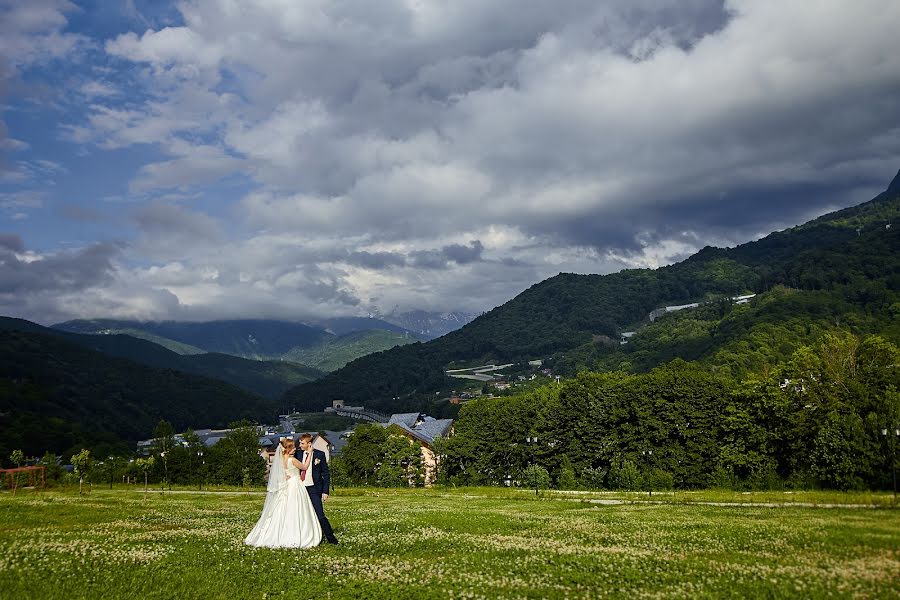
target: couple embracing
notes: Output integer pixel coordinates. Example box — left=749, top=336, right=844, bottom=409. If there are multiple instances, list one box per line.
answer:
left=244, top=433, right=339, bottom=548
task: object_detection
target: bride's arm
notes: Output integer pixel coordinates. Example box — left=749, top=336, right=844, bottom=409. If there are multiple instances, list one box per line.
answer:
left=291, top=452, right=312, bottom=471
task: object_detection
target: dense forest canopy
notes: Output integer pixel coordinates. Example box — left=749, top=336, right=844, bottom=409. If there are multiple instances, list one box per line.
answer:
left=0, top=329, right=275, bottom=459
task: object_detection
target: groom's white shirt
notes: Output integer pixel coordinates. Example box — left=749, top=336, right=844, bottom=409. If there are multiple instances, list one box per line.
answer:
left=301, top=450, right=314, bottom=486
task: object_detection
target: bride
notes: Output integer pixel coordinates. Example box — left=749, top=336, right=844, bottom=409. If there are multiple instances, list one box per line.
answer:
left=244, top=437, right=322, bottom=548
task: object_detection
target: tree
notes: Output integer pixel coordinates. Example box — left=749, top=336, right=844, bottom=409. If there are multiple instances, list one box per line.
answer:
left=182, top=429, right=206, bottom=490
left=71, top=449, right=92, bottom=495
left=522, top=465, right=550, bottom=494
left=378, top=431, right=423, bottom=487
left=207, top=420, right=264, bottom=486
left=134, top=457, right=155, bottom=493
left=328, top=456, right=350, bottom=488
left=557, top=455, right=576, bottom=490
left=39, top=451, right=63, bottom=482
left=8, top=449, right=24, bottom=495
left=341, top=423, right=388, bottom=485
left=96, top=455, right=128, bottom=489
left=153, top=420, right=176, bottom=489
left=607, top=458, right=642, bottom=491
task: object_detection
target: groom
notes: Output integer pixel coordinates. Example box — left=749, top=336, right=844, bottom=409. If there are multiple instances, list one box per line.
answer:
left=296, top=433, right=338, bottom=544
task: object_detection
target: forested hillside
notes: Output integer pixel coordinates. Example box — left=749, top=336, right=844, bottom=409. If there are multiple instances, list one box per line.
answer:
left=283, top=329, right=417, bottom=372
left=55, top=317, right=418, bottom=373
left=284, top=170, right=900, bottom=412
left=0, top=329, right=275, bottom=459
left=54, top=319, right=330, bottom=359
left=1, top=317, right=321, bottom=399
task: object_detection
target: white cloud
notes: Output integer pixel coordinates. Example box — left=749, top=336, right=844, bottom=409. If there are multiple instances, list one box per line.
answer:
left=129, top=143, right=243, bottom=192
left=79, top=80, right=119, bottom=98
left=0, top=0, right=86, bottom=69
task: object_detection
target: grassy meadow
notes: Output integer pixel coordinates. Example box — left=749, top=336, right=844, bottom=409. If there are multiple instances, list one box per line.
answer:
left=0, top=486, right=898, bottom=599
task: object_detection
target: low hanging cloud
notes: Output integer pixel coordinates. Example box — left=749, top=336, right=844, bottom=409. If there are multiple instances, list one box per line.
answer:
left=0, top=238, right=124, bottom=322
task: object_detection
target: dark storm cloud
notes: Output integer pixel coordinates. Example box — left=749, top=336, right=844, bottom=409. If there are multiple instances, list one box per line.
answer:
left=0, top=240, right=120, bottom=295
left=442, top=241, right=484, bottom=264
left=0, top=233, right=24, bottom=252
left=346, top=250, right=408, bottom=270
left=133, top=202, right=222, bottom=242
left=410, top=240, right=485, bottom=269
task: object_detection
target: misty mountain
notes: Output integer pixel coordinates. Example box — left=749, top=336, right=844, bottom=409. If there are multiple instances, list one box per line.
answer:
left=380, top=309, right=478, bottom=340
left=311, top=316, right=422, bottom=337
left=53, top=319, right=329, bottom=360
left=53, top=317, right=423, bottom=372
left=283, top=329, right=418, bottom=372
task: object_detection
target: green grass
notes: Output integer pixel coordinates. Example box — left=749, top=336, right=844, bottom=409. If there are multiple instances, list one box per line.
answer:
left=1, top=487, right=898, bottom=599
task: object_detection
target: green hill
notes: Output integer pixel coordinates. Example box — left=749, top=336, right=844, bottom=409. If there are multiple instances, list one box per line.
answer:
left=53, top=319, right=330, bottom=360
left=0, top=318, right=322, bottom=399
left=90, top=327, right=206, bottom=355
left=283, top=329, right=417, bottom=372
left=53, top=317, right=419, bottom=373
left=0, top=328, right=275, bottom=459
left=283, top=169, right=900, bottom=413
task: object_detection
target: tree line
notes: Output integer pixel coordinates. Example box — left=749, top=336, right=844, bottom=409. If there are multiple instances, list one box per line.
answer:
left=2, top=420, right=267, bottom=490
left=439, top=333, right=899, bottom=491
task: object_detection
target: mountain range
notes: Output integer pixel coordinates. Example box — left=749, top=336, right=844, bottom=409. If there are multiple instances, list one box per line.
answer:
left=3, top=169, right=897, bottom=457
left=52, top=316, right=423, bottom=373
left=377, top=309, right=478, bottom=340
left=282, top=169, right=900, bottom=413
left=1, top=317, right=322, bottom=400
left=0, top=322, right=274, bottom=459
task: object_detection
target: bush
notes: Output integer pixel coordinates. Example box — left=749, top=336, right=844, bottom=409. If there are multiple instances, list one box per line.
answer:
left=557, top=466, right=577, bottom=490
left=608, top=459, right=642, bottom=491
left=328, top=457, right=351, bottom=488
left=579, top=466, right=608, bottom=490
left=708, top=465, right=737, bottom=490
left=746, top=463, right=783, bottom=491
left=645, top=468, right=674, bottom=491
left=521, top=465, right=551, bottom=492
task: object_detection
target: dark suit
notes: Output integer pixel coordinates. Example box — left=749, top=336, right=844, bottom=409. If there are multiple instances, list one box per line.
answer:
left=295, top=447, right=337, bottom=543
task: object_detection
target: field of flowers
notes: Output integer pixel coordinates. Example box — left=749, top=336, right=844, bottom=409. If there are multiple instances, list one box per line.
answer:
left=1, top=487, right=897, bottom=599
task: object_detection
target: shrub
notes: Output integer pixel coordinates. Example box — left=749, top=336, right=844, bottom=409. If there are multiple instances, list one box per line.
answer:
left=645, top=468, right=674, bottom=491
left=579, top=466, right=608, bottom=490
left=608, top=459, right=642, bottom=491
left=557, top=466, right=577, bottom=490
left=522, top=465, right=551, bottom=493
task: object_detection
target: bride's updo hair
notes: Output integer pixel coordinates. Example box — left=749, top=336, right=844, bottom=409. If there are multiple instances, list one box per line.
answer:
left=280, top=437, right=296, bottom=455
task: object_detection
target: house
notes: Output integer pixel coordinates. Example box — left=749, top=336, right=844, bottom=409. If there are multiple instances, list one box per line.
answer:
left=620, top=331, right=636, bottom=344
left=321, top=430, right=352, bottom=457
left=492, top=379, right=511, bottom=390
left=136, top=427, right=233, bottom=455
left=381, top=413, right=454, bottom=486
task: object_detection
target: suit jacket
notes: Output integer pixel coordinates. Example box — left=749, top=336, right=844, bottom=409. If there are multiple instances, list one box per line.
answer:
left=294, top=447, right=330, bottom=495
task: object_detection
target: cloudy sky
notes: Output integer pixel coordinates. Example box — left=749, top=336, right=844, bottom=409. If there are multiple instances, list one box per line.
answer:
left=1, top=0, right=899, bottom=325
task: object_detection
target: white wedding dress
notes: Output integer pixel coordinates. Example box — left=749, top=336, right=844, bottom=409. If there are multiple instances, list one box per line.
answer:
left=244, top=447, right=322, bottom=548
